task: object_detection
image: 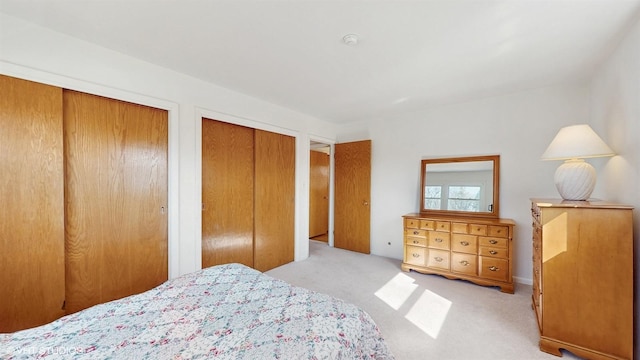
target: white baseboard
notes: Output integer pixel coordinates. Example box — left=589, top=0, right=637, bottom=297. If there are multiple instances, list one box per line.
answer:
left=514, top=276, right=532, bottom=285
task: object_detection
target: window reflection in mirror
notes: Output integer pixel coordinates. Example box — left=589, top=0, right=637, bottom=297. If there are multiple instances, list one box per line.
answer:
left=420, top=155, right=499, bottom=218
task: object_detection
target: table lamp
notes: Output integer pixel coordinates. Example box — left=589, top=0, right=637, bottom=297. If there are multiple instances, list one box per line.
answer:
left=541, top=124, right=615, bottom=201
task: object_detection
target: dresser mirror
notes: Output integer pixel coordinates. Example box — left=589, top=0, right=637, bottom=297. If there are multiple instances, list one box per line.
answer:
left=420, top=155, right=500, bottom=218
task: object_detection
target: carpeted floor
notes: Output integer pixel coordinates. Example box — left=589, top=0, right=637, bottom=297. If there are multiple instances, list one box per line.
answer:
left=266, top=240, right=581, bottom=360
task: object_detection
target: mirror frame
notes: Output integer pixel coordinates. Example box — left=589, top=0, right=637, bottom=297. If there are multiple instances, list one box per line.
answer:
left=420, top=155, right=500, bottom=219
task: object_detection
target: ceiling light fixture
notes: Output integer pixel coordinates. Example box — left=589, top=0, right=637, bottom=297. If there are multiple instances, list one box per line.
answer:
left=342, top=34, right=359, bottom=46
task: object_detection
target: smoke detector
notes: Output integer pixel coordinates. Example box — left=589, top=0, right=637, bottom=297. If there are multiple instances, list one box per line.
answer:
left=342, top=34, right=359, bottom=46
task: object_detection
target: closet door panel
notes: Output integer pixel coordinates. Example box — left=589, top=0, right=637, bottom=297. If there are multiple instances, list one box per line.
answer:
left=254, top=130, right=295, bottom=272
left=0, top=75, right=65, bottom=332
left=201, top=119, right=254, bottom=268
left=64, top=90, right=168, bottom=314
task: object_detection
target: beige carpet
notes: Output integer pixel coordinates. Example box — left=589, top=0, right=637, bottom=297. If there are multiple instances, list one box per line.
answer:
left=266, top=240, right=581, bottom=360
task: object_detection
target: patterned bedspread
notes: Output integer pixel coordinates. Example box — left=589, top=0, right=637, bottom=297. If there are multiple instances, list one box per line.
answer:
left=1, top=263, right=393, bottom=359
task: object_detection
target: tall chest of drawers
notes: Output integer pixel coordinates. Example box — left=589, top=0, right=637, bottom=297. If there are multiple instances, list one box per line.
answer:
left=401, top=213, right=515, bottom=293
left=531, top=199, right=634, bottom=360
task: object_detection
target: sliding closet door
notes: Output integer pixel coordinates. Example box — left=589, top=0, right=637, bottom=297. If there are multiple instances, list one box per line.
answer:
left=201, top=118, right=254, bottom=268
left=254, top=130, right=295, bottom=272
left=0, top=75, right=65, bottom=332
left=64, top=90, right=168, bottom=314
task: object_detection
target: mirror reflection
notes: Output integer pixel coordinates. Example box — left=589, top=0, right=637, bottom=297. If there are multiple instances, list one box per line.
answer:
left=420, top=155, right=499, bottom=218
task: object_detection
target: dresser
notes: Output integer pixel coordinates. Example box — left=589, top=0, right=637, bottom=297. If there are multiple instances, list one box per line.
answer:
left=401, top=213, right=515, bottom=293
left=531, top=199, right=634, bottom=360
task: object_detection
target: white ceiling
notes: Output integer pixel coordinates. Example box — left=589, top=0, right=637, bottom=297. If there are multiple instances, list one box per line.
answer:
left=1, top=0, right=639, bottom=124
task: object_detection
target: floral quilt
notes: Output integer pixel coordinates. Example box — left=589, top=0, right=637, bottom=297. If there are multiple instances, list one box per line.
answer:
left=1, top=263, right=393, bottom=359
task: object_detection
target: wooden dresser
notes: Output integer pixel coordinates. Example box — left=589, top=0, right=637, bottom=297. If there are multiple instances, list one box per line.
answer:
left=531, top=199, right=634, bottom=360
left=401, top=213, right=515, bottom=293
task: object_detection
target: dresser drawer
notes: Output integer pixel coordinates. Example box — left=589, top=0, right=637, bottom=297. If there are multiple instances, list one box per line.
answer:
left=530, top=203, right=541, bottom=223
left=405, top=218, right=420, bottom=229
left=451, top=252, right=477, bottom=275
left=427, top=249, right=450, bottom=270
left=420, top=220, right=435, bottom=230
left=532, top=264, right=542, bottom=331
left=469, top=224, right=488, bottom=235
left=405, top=245, right=427, bottom=266
left=488, top=225, right=509, bottom=238
left=451, top=234, right=477, bottom=254
left=405, top=236, right=427, bottom=247
left=478, top=246, right=507, bottom=259
left=479, top=257, right=508, bottom=282
left=405, top=228, right=427, bottom=238
left=532, top=223, right=541, bottom=246
left=451, top=222, right=468, bottom=233
left=428, top=231, right=450, bottom=250
left=479, top=236, right=507, bottom=248
left=435, top=221, right=450, bottom=232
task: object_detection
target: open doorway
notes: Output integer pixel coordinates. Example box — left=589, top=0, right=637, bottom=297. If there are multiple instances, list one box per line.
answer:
left=309, top=141, right=330, bottom=243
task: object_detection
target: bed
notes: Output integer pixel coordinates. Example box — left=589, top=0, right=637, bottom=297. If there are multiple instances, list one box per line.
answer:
left=1, top=263, right=393, bottom=359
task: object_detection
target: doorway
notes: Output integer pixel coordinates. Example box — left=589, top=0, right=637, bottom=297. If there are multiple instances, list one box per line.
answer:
left=308, top=139, right=371, bottom=254
left=309, top=141, right=331, bottom=243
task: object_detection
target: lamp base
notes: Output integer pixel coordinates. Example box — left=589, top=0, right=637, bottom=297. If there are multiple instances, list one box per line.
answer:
left=554, top=159, right=596, bottom=201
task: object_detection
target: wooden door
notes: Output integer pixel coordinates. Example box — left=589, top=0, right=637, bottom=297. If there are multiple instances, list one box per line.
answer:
left=64, top=90, right=168, bottom=314
left=0, top=75, right=66, bottom=332
left=334, top=140, right=371, bottom=254
left=254, top=129, right=295, bottom=272
left=201, top=119, right=254, bottom=268
left=309, top=150, right=329, bottom=239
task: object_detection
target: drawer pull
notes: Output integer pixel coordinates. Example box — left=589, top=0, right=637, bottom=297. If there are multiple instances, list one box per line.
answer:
left=435, top=238, right=443, bottom=243
left=488, top=266, right=499, bottom=272
left=460, top=241, right=469, bottom=246
left=412, top=253, right=420, bottom=258
left=434, top=256, right=443, bottom=262
left=489, top=239, right=498, bottom=245
left=459, top=260, right=470, bottom=266
left=412, top=240, right=419, bottom=244
left=413, top=231, right=419, bottom=235
left=489, top=250, right=498, bottom=255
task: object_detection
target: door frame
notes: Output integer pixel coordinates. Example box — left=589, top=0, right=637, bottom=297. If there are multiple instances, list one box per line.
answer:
left=309, top=136, right=336, bottom=248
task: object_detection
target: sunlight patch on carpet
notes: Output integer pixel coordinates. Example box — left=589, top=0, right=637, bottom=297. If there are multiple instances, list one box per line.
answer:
left=405, top=289, right=452, bottom=339
left=374, top=272, right=418, bottom=310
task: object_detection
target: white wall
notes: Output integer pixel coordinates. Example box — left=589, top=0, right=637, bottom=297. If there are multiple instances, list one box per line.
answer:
left=3, top=10, right=636, bottom=289
left=589, top=13, right=639, bottom=343
left=337, top=84, right=592, bottom=284
left=0, top=13, right=339, bottom=278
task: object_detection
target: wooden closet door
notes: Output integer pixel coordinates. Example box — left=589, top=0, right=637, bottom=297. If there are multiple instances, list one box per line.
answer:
left=309, top=150, right=329, bottom=239
left=201, top=119, right=254, bottom=268
left=64, top=90, right=168, bottom=314
left=334, top=140, right=371, bottom=254
left=254, top=130, right=295, bottom=272
left=0, top=75, right=65, bottom=332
